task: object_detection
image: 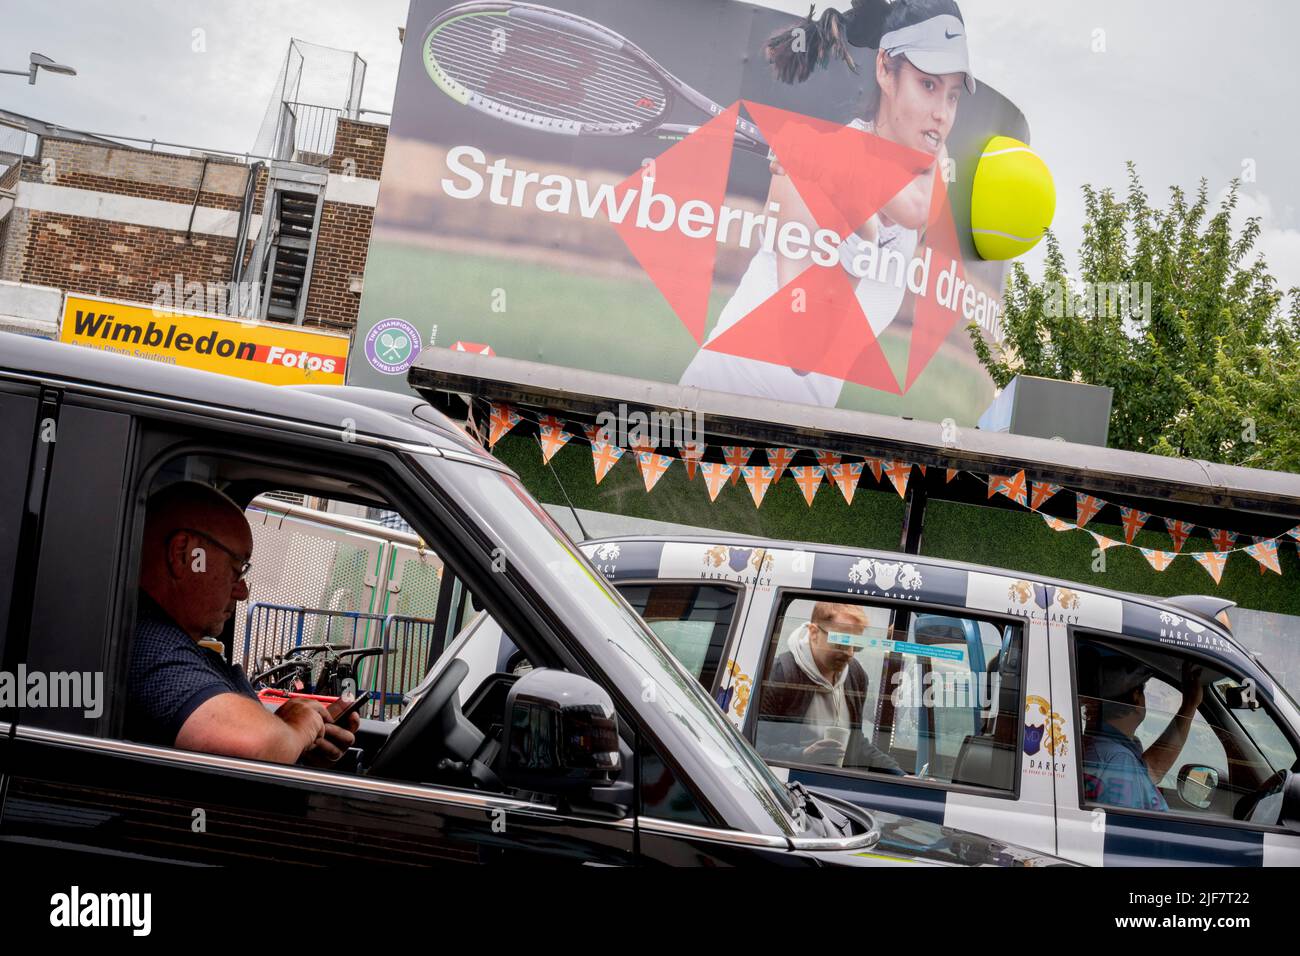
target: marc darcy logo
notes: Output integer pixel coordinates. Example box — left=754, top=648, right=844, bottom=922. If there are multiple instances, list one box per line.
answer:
left=700, top=545, right=773, bottom=587
left=59, top=294, right=349, bottom=386
left=1004, top=580, right=1082, bottom=624
left=845, top=557, right=924, bottom=601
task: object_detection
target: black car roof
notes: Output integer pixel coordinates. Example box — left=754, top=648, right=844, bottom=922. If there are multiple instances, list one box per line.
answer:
left=0, top=332, right=496, bottom=463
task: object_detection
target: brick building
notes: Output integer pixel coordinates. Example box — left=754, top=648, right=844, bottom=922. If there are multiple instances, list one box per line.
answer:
left=0, top=113, right=388, bottom=335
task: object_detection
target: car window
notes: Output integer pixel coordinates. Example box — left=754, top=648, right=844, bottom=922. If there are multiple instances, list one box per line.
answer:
left=753, top=595, right=1023, bottom=793
left=1212, top=677, right=1299, bottom=773
left=615, top=582, right=737, bottom=690
left=1075, top=636, right=1299, bottom=825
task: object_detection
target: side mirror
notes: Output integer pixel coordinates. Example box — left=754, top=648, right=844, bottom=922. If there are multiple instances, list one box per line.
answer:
left=1177, top=764, right=1219, bottom=810
left=502, top=669, right=626, bottom=808
left=1222, top=684, right=1260, bottom=711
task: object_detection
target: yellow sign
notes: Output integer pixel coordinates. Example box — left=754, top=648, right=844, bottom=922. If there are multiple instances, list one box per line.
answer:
left=59, top=294, right=350, bottom=386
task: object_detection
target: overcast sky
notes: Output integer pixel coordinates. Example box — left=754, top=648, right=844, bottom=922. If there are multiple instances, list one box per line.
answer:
left=4, top=0, right=1298, bottom=291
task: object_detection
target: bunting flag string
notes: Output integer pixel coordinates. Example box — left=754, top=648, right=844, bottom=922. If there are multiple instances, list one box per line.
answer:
left=536, top=414, right=572, bottom=464
left=1029, top=480, right=1060, bottom=511
left=722, top=446, right=753, bottom=485
left=815, top=450, right=842, bottom=472
left=1193, top=551, right=1229, bottom=585
left=791, top=465, right=825, bottom=506
left=988, top=470, right=1028, bottom=507
left=475, top=400, right=1296, bottom=584
left=1120, top=506, right=1150, bottom=544
left=1165, top=518, right=1195, bottom=554
left=681, top=440, right=705, bottom=481
left=699, top=462, right=733, bottom=502
left=1140, top=548, right=1177, bottom=572
left=488, top=402, right=522, bottom=449
left=765, top=447, right=797, bottom=482
left=884, top=459, right=911, bottom=498
left=590, top=441, right=624, bottom=484
left=741, top=464, right=777, bottom=508
left=636, top=451, right=674, bottom=492
left=830, top=461, right=864, bottom=506
left=1246, top=538, right=1282, bottom=575
left=1075, top=493, right=1106, bottom=528
left=1209, top=528, right=1238, bottom=552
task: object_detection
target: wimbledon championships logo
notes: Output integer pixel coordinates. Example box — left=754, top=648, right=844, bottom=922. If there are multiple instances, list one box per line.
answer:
left=366, top=318, right=422, bottom=375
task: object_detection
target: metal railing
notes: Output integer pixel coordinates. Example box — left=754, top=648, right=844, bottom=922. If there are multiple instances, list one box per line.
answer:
left=376, top=615, right=443, bottom=720
left=243, top=602, right=443, bottom=720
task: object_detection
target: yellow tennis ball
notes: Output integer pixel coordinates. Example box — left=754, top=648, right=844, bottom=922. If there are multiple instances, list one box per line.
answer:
left=971, top=136, right=1056, bottom=260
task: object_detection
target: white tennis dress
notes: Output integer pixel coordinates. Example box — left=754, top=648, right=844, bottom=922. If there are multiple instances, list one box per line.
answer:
left=678, top=119, right=919, bottom=408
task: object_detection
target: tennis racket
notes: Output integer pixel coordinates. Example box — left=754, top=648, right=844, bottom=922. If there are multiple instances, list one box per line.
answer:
left=421, top=0, right=770, bottom=156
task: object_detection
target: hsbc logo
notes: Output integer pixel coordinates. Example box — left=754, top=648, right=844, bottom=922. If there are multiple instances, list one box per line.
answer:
left=439, top=100, right=993, bottom=395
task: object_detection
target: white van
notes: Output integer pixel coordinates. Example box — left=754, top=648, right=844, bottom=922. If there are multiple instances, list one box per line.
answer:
left=563, top=534, right=1300, bottom=866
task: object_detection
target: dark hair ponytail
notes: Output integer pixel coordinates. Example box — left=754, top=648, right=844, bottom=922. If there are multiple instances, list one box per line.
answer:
left=767, top=0, right=964, bottom=84
left=767, top=0, right=890, bottom=83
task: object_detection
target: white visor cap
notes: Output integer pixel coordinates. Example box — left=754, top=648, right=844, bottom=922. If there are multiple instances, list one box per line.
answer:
left=879, top=13, right=977, bottom=94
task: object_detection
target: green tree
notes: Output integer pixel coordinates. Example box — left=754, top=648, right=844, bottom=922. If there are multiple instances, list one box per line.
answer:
left=969, top=164, right=1300, bottom=473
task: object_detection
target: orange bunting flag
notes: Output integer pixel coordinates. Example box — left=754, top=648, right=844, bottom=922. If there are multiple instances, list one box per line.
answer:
left=830, top=461, right=864, bottom=505
left=1192, top=551, right=1229, bottom=585
left=945, top=468, right=958, bottom=483
left=680, top=440, right=705, bottom=480
left=1119, top=506, right=1150, bottom=544
left=1041, top=514, right=1076, bottom=532
left=590, top=441, right=624, bottom=484
left=1209, top=528, right=1238, bottom=552
left=764, top=447, right=796, bottom=482
left=815, top=450, right=842, bottom=471
left=722, top=446, right=753, bottom=485
left=582, top=423, right=603, bottom=444
left=1029, top=481, right=1060, bottom=511
left=1088, top=531, right=1119, bottom=551
left=741, top=465, right=777, bottom=508
left=884, top=459, right=911, bottom=498
left=636, top=451, right=673, bottom=492
left=1246, top=538, right=1282, bottom=575
left=537, top=414, right=572, bottom=464
left=791, top=465, right=825, bottom=506
left=1164, top=518, right=1195, bottom=554
left=1139, top=548, right=1176, bottom=572
left=488, top=403, right=521, bottom=449
left=1075, top=494, right=1106, bottom=528
left=864, top=457, right=885, bottom=482
left=698, top=462, right=733, bottom=502
left=1287, top=525, right=1300, bottom=543
left=988, top=470, right=1028, bottom=507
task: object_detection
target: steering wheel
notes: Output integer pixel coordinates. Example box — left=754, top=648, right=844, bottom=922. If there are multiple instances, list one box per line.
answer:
left=1237, top=769, right=1291, bottom=824
left=366, top=658, right=472, bottom=780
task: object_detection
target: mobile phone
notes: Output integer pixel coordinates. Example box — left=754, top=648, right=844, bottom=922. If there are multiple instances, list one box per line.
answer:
left=332, top=691, right=372, bottom=725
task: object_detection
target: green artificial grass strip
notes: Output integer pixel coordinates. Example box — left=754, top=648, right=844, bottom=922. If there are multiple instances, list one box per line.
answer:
left=919, top=500, right=1300, bottom=616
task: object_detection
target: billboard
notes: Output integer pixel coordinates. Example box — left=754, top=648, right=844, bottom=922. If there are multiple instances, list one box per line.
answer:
left=61, top=294, right=350, bottom=386
left=352, top=0, right=1031, bottom=424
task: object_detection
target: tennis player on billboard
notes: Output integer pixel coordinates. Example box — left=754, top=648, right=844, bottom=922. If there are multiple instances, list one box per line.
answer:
left=677, top=0, right=975, bottom=407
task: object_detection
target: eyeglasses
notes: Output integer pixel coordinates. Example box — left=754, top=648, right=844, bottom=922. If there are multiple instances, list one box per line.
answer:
left=172, top=528, right=252, bottom=581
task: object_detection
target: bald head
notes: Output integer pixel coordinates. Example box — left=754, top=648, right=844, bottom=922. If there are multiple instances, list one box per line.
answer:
left=140, top=481, right=253, bottom=641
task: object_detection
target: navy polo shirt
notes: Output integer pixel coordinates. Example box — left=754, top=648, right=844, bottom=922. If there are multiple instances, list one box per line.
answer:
left=1082, top=721, right=1168, bottom=812
left=125, top=592, right=257, bottom=747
